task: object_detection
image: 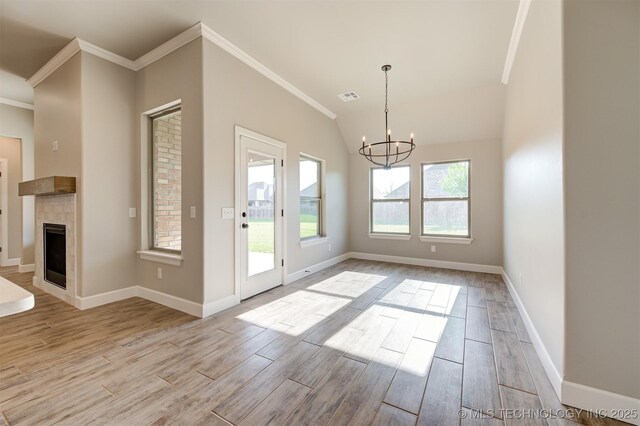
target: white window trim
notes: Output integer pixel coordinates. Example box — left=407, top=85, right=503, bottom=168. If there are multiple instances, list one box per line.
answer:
left=300, top=236, right=329, bottom=248
left=370, top=164, right=412, bottom=236
left=419, top=236, right=474, bottom=245
left=421, top=159, right=471, bottom=239
left=368, top=233, right=412, bottom=241
left=137, top=250, right=183, bottom=266
left=299, top=152, right=327, bottom=240
left=140, top=99, right=183, bottom=260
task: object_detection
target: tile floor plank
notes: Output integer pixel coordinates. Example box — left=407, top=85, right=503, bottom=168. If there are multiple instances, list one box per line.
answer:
left=463, top=339, right=502, bottom=418
left=418, top=357, right=463, bottom=426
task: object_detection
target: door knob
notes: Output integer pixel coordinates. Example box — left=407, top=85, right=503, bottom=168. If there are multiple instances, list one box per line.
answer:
left=241, top=223, right=249, bottom=229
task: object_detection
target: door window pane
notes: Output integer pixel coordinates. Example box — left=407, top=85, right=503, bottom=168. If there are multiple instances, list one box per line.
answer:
left=247, top=152, right=275, bottom=276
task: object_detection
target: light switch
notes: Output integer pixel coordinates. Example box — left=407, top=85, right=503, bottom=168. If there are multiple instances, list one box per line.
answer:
left=190, top=206, right=196, bottom=218
left=51, top=140, right=59, bottom=152
left=222, top=207, right=234, bottom=219
left=129, top=208, right=136, bottom=218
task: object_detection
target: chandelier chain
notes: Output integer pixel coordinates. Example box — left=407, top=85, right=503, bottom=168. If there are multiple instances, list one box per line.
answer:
left=384, top=69, right=389, bottom=114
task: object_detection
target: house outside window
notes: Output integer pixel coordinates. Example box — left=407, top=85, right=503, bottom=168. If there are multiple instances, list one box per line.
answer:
left=300, top=155, right=323, bottom=239
left=150, top=107, right=182, bottom=252
left=370, top=165, right=411, bottom=234
left=422, top=160, right=470, bottom=238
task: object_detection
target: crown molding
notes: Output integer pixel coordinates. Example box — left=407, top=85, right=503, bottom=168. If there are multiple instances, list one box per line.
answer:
left=133, top=22, right=203, bottom=70
left=27, top=38, right=81, bottom=87
left=200, top=24, right=337, bottom=119
left=501, top=0, right=532, bottom=84
left=0, top=97, right=34, bottom=110
left=77, top=39, right=136, bottom=70
left=26, top=22, right=337, bottom=119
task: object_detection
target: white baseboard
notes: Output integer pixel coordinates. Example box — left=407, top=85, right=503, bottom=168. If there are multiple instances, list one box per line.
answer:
left=562, top=381, right=640, bottom=426
left=202, top=294, right=240, bottom=318
left=285, top=252, right=352, bottom=284
left=76, top=287, right=137, bottom=310
left=4, top=258, right=20, bottom=267
left=349, top=251, right=503, bottom=274
left=18, top=263, right=35, bottom=273
left=501, top=268, right=563, bottom=398
left=136, top=286, right=202, bottom=317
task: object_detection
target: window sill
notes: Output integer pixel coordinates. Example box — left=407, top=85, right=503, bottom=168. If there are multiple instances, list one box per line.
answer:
left=137, top=250, right=183, bottom=266
left=368, top=233, right=412, bottom=241
left=419, top=236, right=474, bottom=245
left=300, top=236, right=328, bottom=248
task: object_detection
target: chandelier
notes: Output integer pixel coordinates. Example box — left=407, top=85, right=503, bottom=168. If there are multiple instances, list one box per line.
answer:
left=359, top=65, right=415, bottom=169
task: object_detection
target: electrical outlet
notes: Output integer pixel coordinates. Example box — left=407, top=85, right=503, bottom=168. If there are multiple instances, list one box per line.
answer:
left=157, top=267, right=163, bottom=279
left=51, top=140, right=59, bottom=152
left=190, top=206, right=196, bottom=218
left=222, top=208, right=234, bottom=219
left=431, top=245, right=436, bottom=253
left=328, top=244, right=332, bottom=252
left=129, top=208, right=136, bottom=218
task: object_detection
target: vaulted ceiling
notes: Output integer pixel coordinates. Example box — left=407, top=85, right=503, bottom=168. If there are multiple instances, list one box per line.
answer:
left=0, top=0, right=519, bottom=148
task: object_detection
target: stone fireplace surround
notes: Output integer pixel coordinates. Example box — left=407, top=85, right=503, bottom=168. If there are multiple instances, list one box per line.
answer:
left=34, top=194, right=77, bottom=306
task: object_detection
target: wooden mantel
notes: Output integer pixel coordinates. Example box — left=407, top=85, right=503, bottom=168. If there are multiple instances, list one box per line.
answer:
left=19, top=176, right=76, bottom=196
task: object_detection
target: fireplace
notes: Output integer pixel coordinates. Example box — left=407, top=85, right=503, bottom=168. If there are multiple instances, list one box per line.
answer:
left=44, top=223, right=66, bottom=289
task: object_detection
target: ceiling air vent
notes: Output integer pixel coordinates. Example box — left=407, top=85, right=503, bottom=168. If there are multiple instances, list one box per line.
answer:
left=338, top=91, right=360, bottom=102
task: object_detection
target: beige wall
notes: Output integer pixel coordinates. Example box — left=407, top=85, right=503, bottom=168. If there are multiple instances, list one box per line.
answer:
left=34, top=53, right=84, bottom=293
left=80, top=52, right=137, bottom=297
left=349, top=139, right=502, bottom=267
left=136, top=39, right=204, bottom=302
left=0, top=104, right=34, bottom=264
left=502, top=0, right=565, bottom=378
left=202, top=38, right=350, bottom=304
left=563, top=0, right=639, bottom=399
left=0, top=136, right=22, bottom=260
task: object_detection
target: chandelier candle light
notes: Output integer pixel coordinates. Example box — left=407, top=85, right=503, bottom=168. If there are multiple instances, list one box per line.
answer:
left=359, top=65, right=415, bottom=169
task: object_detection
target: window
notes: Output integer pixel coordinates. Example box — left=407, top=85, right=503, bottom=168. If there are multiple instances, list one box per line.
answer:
left=422, top=160, right=470, bottom=237
left=370, top=165, right=410, bottom=234
left=299, top=155, right=323, bottom=239
left=150, top=106, right=182, bottom=252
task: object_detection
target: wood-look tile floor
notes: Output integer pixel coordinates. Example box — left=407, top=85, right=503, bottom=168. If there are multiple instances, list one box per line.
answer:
left=0, top=261, right=629, bottom=426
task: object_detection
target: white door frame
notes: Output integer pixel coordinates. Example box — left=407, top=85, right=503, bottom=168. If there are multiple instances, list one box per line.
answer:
left=0, top=158, right=8, bottom=266
left=234, top=126, right=287, bottom=300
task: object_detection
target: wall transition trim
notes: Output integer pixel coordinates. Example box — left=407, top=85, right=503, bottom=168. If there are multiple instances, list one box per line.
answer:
left=76, top=39, right=136, bottom=70
left=501, top=0, right=532, bottom=84
left=0, top=97, right=34, bottom=111
left=26, top=23, right=337, bottom=120
left=5, top=258, right=21, bottom=267
left=285, top=252, right=351, bottom=284
left=202, top=294, right=240, bottom=318
left=501, top=269, right=563, bottom=397
left=27, top=38, right=83, bottom=87
left=134, top=23, right=202, bottom=70
left=18, top=263, right=35, bottom=273
left=76, top=287, right=137, bottom=310
left=562, top=381, right=640, bottom=426
left=136, top=286, right=202, bottom=317
left=200, top=24, right=336, bottom=119
left=349, top=251, right=503, bottom=274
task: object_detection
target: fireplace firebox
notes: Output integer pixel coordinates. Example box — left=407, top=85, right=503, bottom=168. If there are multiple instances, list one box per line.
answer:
left=44, top=223, right=66, bottom=289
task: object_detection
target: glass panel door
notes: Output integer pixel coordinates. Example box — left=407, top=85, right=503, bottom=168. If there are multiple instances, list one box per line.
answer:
left=247, top=152, right=275, bottom=276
